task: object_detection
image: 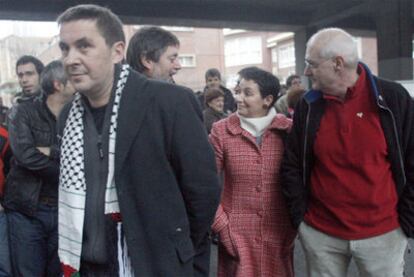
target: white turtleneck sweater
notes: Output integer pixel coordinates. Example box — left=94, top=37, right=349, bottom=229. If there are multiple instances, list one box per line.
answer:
left=238, top=107, right=277, bottom=144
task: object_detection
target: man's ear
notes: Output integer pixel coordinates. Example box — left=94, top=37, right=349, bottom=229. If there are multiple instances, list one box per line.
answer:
left=140, top=54, right=153, bottom=71
left=334, top=56, right=345, bottom=71
left=53, top=80, right=63, bottom=94
left=111, top=41, right=125, bottom=63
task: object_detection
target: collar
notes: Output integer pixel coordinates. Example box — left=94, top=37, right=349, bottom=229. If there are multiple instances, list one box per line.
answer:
left=238, top=108, right=277, bottom=137
left=322, top=63, right=366, bottom=102
left=226, top=108, right=291, bottom=136
left=304, top=62, right=379, bottom=104
left=345, top=63, right=366, bottom=99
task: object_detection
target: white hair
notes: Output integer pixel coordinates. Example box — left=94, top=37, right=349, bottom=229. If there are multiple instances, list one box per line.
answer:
left=307, top=28, right=359, bottom=68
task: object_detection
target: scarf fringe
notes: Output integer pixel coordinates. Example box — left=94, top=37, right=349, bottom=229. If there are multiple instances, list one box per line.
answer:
left=62, top=263, right=79, bottom=277
left=117, top=222, right=134, bottom=277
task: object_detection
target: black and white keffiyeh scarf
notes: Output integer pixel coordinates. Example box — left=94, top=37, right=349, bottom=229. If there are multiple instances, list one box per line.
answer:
left=58, top=64, right=133, bottom=277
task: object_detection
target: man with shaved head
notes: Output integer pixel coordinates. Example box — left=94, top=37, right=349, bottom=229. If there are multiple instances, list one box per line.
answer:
left=281, top=28, right=414, bottom=276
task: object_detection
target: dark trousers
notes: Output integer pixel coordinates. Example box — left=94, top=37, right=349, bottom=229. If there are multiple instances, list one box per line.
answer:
left=0, top=211, right=11, bottom=277
left=7, top=203, right=61, bottom=277
left=194, top=235, right=212, bottom=277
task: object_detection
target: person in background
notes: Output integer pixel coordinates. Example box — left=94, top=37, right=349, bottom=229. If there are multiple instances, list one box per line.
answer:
left=8, top=56, right=45, bottom=127
left=275, top=74, right=303, bottom=116
left=203, top=87, right=226, bottom=134
left=126, top=26, right=181, bottom=83
left=14, top=55, right=44, bottom=103
left=286, top=74, right=302, bottom=89
left=4, top=60, right=74, bottom=277
left=281, top=27, right=414, bottom=276
left=210, top=66, right=296, bottom=277
left=0, top=97, right=9, bottom=127
left=0, top=126, right=11, bottom=277
left=196, top=68, right=236, bottom=114
left=286, top=87, right=306, bottom=118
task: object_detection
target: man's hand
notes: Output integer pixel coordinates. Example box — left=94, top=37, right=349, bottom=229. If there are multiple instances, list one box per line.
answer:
left=37, top=147, right=51, bottom=156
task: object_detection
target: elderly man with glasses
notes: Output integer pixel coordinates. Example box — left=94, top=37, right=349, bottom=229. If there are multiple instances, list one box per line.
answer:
left=281, top=27, right=414, bottom=277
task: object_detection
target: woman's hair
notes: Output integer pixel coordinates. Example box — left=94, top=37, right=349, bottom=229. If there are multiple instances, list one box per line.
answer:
left=238, top=66, right=280, bottom=106
left=204, top=87, right=224, bottom=106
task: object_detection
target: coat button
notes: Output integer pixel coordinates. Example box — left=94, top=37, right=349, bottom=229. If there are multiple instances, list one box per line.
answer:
left=256, top=186, right=262, bottom=192
left=257, top=211, right=263, bottom=217
left=176, top=227, right=182, bottom=232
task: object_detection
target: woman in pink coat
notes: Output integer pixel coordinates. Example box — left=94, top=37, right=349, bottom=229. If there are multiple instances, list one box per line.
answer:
left=209, top=67, right=297, bottom=277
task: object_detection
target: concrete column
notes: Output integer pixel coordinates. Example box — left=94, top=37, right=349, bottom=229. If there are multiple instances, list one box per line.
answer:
left=375, top=0, right=413, bottom=80
left=294, top=27, right=317, bottom=88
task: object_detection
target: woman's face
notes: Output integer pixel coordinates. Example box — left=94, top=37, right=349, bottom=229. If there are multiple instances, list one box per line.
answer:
left=208, top=96, right=224, bottom=113
left=235, top=78, right=273, bottom=118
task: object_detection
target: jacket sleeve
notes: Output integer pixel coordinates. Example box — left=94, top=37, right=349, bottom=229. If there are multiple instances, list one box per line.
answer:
left=208, top=124, right=228, bottom=233
left=397, top=88, right=414, bottom=238
left=169, top=91, right=221, bottom=249
left=280, top=100, right=308, bottom=229
left=186, top=89, right=204, bottom=122
left=8, top=104, right=59, bottom=181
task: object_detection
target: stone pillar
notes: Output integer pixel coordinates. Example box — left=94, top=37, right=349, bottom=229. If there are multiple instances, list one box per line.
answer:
left=294, top=27, right=317, bottom=88
left=375, top=0, right=413, bottom=80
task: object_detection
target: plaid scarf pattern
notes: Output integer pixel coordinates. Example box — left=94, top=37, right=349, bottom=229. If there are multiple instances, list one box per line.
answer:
left=58, top=64, right=133, bottom=276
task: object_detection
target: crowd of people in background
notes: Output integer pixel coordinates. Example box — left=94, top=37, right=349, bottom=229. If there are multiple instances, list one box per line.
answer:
left=0, top=3, right=413, bottom=277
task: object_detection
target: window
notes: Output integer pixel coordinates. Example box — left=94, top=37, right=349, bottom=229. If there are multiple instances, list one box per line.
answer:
left=225, top=74, right=239, bottom=91
left=271, top=47, right=278, bottom=63
left=278, top=43, right=295, bottom=68
left=224, top=36, right=262, bottom=67
left=178, top=55, right=196, bottom=67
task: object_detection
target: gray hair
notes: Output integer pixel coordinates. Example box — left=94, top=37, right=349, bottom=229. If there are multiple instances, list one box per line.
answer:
left=41, top=60, right=68, bottom=96
left=307, top=28, right=359, bottom=68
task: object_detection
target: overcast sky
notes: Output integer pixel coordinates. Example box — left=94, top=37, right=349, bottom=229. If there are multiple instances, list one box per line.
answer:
left=0, top=20, right=58, bottom=39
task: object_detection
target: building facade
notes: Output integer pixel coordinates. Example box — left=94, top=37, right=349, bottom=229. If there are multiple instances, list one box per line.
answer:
left=0, top=25, right=383, bottom=106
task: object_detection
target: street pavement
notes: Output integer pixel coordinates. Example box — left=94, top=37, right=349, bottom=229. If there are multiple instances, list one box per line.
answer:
left=210, top=239, right=414, bottom=276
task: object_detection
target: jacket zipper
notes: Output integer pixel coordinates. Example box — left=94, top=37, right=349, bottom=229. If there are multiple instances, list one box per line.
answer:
left=97, top=135, right=104, bottom=159
left=303, top=103, right=311, bottom=187
left=377, top=97, right=407, bottom=185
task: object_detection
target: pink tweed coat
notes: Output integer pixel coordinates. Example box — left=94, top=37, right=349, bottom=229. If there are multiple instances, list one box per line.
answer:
left=210, top=113, right=297, bottom=277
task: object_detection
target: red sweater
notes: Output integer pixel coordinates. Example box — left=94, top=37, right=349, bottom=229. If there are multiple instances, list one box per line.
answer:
left=305, top=65, right=400, bottom=240
left=0, top=126, right=8, bottom=196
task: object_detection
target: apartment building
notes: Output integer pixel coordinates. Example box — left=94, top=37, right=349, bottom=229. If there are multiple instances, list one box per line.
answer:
left=0, top=24, right=381, bottom=103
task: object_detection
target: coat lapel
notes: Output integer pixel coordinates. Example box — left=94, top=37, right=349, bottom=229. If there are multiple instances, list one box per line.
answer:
left=115, top=73, right=152, bottom=179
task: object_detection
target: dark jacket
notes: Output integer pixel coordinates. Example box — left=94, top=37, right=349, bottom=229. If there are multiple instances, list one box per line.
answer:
left=59, top=70, right=221, bottom=276
left=3, top=96, right=59, bottom=216
left=281, top=63, right=414, bottom=238
left=196, top=85, right=236, bottom=114
left=203, top=107, right=226, bottom=134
